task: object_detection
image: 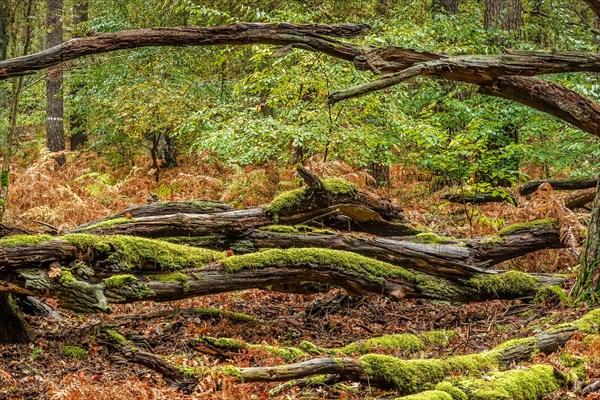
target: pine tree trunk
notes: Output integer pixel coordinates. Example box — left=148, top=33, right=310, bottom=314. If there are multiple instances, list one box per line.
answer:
left=575, top=178, right=600, bottom=303
left=46, top=0, right=65, bottom=165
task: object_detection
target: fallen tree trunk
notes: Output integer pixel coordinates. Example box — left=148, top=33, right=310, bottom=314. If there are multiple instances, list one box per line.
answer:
left=442, top=176, right=599, bottom=206
left=0, top=234, right=563, bottom=312
left=113, top=307, right=600, bottom=397
left=70, top=172, right=415, bottom=237
left=218, top=218, right=562, bottom=277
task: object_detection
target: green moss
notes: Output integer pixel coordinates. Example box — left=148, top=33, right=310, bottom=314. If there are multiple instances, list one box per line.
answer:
left=450, top=365, right=563, bottom=400
left=321, top=178, right=358, bottom=196
left=435, top=382, right=468, bottom=400
left=219, top=365, right=243, bottom=381
left=412, top=233, right=464, bottom=246
left=267, top=178, right=358, bottom=219
left=160, top=236, right=220, bottom=245
left=220, top=248, right=416, bottom=286
left=103, top=274, right=138, bottom=288
left=360, top=348, right=503, bottom=394
left=256, top=345, right=306, bottom=362
left=469, top=270, right=539, bottom=297
left=0, top=234, right=53, bottom=248
left=574, top=308, right=600, bottom=333
left=194, top=307, right=259, bottom=323
left=106, top=330, right=131, bottom=347
left=58, top=269, right=76, bottom=285
left=201, top=337, right=247, bottom=351
left=156, top=271, right=189, bottom=283
left=534, top=285, right=570, bottom=306
left=493, top=337, right=538, bottom=351
left=340, top=333, right=425, bottom=355
left=63, top=234, right=222, bottom=271
left=298, top=340, right=324, bottom=355
left=267, top=187, right=307, bottom=220
left=79, top=217, right=138, bottom=231
left=259, top=225, right=332, bottom=234
left=61, top=345, right=87, bottom=359
left=498, top=218, right=557, bottom=236
left=396, top=391, right=454, bottom=400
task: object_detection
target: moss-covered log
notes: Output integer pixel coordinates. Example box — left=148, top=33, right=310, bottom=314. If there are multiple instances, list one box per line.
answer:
left=226, top=218, right=562, bottom=277
left=71, top=172, right=415, bottom=237
left=114, top=309, right=600, bottom=396
left=219, top=309, right=599, bottom=394
left=0, top=234, right=563, bottom=312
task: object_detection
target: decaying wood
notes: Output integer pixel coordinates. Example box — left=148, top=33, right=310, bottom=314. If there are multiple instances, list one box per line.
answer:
left=564, top=188, right=597, bottom=210
left=443, top=176, right=599, bottom=207
left=0, top=233, right=565, bottom=312
left=519, top=176, right=599, bottom=196
left=230, top=221, right=563, bottom=277
left=114, top=310, right=594, bottom=396
left=0, top=23, right=368, bottom=80
left=70, top=170, right=412, bottom=237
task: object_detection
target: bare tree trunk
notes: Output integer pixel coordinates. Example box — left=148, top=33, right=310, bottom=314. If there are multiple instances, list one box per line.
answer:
left=69, top=0, right=88, bottom=151
left=0, top=1, right=7, bottom=61
left=46, top=0, right=65, bottom=165
left=431, top=0, right=459, bottom=14
left=484, top=0, right=522, bottom=31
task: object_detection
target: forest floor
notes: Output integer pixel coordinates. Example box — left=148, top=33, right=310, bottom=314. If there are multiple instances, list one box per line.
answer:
left=0, top=151, right=597, bottom=399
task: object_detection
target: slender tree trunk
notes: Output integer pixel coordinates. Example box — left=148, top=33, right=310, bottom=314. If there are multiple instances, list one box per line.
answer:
left=431, top=0, right=459, bottom=14
left=69, top=0, right=88, bottom=150
left=0, top=1, right=7, bottom=61
left=46, top=0, right=65, bottom=165
left=575, top=177, right=600, bottom=303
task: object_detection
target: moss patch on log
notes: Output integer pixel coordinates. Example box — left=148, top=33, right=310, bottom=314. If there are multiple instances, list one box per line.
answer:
left=498, top=218, right=557, bottom=236
left=62, top=234, right=222, bottom=271
left=220, top=248, right=415, bottom=285
left=0, top=234, right=53, bottom=248
left=259, top=225, right=332, bottom=234
left=78, top=217, right=138, bottom=231
left=469, top=270, right=539, bottom=297
left=103, top=274, right=138, bottom=288
left=267, top=178, right=358, bottom=219
left=396, top=391, right=454, bottom=400
left=444, top=364, right=563, bottom=400
left=411, top=233, right=464, bottom=246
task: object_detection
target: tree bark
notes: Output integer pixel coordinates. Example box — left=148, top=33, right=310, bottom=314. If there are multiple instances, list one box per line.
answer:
left=69, top=0, right=89, bottom=151
left=431, top=0, right=459, bottom=14
left=0, top=1, right=7, bottom=61
left=46, top=0, right=65, bottom=165
left=484, top=0, right=522, bottom=31
left=574, top=178, right=600, bottom=302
